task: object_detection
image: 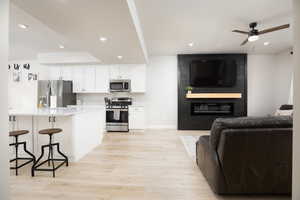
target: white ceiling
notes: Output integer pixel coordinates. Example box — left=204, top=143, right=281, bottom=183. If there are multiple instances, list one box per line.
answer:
left=10, top=0, right=294, bottom=62
left=10, top=0, right=146, bottom=63
left=134, top=0, right=293, bottom=55
left=9, top=4, right=77, bottom=61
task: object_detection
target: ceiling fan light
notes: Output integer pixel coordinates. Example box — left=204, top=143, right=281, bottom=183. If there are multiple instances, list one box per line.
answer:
left=248, top=35, right=259, bottom=42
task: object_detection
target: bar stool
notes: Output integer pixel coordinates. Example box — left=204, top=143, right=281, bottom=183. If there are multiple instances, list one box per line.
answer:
left=32, top=128, right=69, bottom=177
left=9, top=130, right=36, bottom=176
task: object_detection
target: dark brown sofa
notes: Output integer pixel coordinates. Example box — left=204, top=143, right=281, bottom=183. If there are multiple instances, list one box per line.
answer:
left=196, top=116, right=293, bottom=195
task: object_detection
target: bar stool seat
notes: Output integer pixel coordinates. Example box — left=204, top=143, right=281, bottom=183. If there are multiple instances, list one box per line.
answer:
left=39, top=128, right=62, bottom=135
left=9, top=130, right=29, bottom=137
left=9, top=130, right=35, bottom=176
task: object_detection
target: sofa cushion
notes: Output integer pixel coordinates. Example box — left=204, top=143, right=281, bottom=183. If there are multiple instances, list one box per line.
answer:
left=210, top=116, right=293, bottom=150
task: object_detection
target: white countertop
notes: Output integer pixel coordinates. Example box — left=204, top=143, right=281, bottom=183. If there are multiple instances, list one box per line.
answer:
left=8, top=104, right=142, bottom=116
left=8, top=107, right=95, bottom=116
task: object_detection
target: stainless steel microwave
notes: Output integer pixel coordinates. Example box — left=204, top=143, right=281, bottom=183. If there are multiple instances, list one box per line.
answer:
left=109, top=79, right=131, bottom=92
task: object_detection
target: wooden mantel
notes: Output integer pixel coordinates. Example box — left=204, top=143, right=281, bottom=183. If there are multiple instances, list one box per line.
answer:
left=186, top=93, right=242, bottom=99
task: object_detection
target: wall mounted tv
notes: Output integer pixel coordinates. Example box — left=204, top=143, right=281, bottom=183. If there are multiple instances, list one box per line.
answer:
left=190, top=59, right=237, bottom=87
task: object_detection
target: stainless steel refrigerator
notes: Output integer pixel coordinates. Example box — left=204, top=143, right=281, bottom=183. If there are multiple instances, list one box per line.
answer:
left=38, top=80, right=76, bottom=108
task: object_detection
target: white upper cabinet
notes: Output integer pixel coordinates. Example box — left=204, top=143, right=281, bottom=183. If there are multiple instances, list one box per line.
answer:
left=109, top=65, right=121, bottom=79
left=72, top=66, right=84, bottom=92
left=48, top=64, right=146, bottom=93
left=61, top=66, right=73, bottom=81
left=130, top=65, right=146, bottom=93
left=82, top=66, right=96, bottom=92
left=49, top=66, right=61, bottom=80
left=72, top=66, right=96, bottom=93
left=48, top=66, right=73, bottom=81
left=109, top=65, right=131, bottom=80
left=119, top=65, right=131, bottom=79
left=95, top=65, right=109, bottom=93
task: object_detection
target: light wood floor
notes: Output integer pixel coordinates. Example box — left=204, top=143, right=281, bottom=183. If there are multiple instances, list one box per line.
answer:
left=10, top=130, right=290, bottom=200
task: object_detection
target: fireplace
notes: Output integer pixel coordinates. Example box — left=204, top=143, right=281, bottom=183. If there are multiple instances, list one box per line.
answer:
left=191, top=103, right=234, bottom=115
left=178, top=54, right=247, bottom=130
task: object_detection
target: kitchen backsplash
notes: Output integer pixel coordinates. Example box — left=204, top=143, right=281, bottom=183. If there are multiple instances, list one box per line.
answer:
left=77, top=93, right=146, bottom=106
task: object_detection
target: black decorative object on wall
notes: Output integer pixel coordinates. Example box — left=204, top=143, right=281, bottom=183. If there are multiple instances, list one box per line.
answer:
left=23, top=63, right=30, bottom=70
left=13, top=64, right=20, bottom=70
left=178, top=54, right=247, bottom=130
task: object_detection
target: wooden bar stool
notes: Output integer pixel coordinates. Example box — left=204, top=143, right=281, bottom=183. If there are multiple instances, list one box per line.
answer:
left=32, top=128, right=69, bottom=177
left=9, top=130, right=36, bottom=176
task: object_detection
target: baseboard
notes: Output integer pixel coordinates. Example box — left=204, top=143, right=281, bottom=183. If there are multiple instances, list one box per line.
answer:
left=146, top=125, right=177, bottom=130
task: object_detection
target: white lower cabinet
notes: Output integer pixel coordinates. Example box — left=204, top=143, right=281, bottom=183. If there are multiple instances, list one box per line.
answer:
left=129, top=106, right=145, bottom=130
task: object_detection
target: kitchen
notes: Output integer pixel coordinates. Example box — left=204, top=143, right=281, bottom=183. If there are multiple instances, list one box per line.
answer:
left=8, top=60, right=147, bottom=163
left=6, top=0, right=177, bottom=181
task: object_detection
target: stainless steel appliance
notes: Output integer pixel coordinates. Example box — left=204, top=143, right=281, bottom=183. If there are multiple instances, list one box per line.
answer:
left=105, top=97, right=132, bottom=132
left=109, top=79, right=131, bottom=93
left=38, top=80, right=76, bottom=108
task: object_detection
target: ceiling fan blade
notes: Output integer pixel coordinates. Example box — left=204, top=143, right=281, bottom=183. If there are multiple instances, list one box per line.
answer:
left=258, top=24, right=290, bottom=35
left=233, top=30, right=249, bottom=35
left=240, top=38, right=249, bottom=46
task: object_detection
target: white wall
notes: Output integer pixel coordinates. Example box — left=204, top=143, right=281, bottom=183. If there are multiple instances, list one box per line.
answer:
left=248, top=53, right=293, bottom=116
left=0, top=0, right=9, bottom=199
left=8, top=60, right=48, bottom=110
left=145, top=56, right=178, bottom=129
left=274, top=51, right=294, bottom=107
left=248, top=55, right=277, bottom=116
left=293, top=0, right=300, bottom=199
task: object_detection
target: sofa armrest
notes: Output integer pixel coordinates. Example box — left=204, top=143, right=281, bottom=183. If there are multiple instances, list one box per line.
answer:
left=196, top=136, right=227, bottom=194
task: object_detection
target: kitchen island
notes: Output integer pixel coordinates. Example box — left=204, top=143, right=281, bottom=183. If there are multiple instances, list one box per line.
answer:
left=9, top=107, right=105, bottom=162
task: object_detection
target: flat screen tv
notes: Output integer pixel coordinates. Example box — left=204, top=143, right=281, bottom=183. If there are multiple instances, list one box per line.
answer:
left=190, top=59, right=237, bottom=87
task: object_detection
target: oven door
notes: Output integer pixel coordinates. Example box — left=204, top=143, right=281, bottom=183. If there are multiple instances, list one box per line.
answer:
left=106, top=109, right=128, bottom=123
left=109, top=81, right=124, bottom=92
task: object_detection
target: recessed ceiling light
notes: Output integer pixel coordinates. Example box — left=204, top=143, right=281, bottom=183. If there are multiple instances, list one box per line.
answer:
left=99, top=37, right=108, bottom=42
left=59, top=45, right=65, bottom=49
left=264, top=42, right=270, bottom=46
left=117, top=56, right=123, bottom=59
left=18, top=24, right=29, bottom=29
left=188, top=42, right=194, bottom=47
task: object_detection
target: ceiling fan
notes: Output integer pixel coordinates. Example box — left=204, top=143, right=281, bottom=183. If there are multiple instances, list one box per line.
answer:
left=233, top=22, right=290, bottom=46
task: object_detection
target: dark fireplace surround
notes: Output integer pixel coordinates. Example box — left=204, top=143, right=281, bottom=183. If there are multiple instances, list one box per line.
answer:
left=178, top=54, right=247, bottom=130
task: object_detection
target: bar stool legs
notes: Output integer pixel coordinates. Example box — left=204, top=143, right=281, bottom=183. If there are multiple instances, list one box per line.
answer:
left=32, top=129, right=68, bottom=178
left=9, top=132, right=36, bottom=176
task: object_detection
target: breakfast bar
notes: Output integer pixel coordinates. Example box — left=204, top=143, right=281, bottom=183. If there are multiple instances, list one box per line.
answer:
left=9, top=107, right=105, bottom=162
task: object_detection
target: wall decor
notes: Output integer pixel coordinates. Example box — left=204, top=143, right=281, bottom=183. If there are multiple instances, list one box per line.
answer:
left=28, top=73, right=38, bottom=81
left=23, top=63, right=30, bottom=70
left=13, top=64, right=20, bottom=70
left=13, top=71, right=21, bottom=82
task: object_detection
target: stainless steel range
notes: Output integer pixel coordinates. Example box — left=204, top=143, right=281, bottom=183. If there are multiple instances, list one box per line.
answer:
left=105, top=97, right=132, bottom=132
